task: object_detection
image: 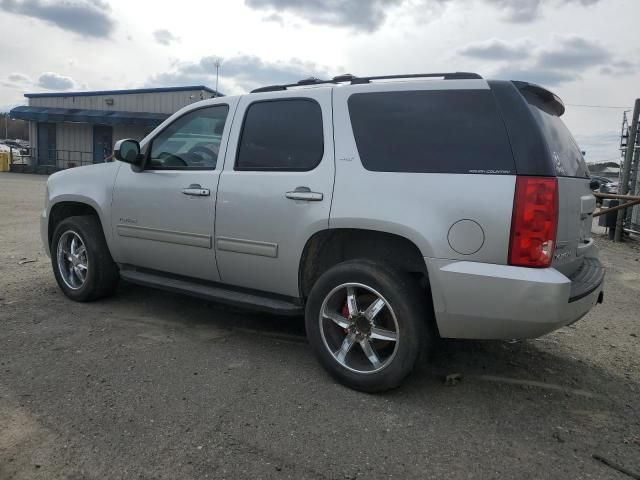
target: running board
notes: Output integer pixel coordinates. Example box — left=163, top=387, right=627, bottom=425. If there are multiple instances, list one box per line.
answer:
left=119, top=269, right=303, bottom=316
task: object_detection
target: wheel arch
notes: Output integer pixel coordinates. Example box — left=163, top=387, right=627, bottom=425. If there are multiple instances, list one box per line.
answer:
left=48, top=199, right=105, bottom=248
left=298, top=228, right=430, bottom=299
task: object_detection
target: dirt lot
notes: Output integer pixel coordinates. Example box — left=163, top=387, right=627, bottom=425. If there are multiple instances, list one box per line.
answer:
left=1, top=171, right=639, bottom=479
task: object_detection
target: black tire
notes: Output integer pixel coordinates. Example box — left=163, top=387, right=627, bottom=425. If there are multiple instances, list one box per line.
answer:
left=305, top=260, right=429, bottom=392
left=50, top=215, right=119, bottom=302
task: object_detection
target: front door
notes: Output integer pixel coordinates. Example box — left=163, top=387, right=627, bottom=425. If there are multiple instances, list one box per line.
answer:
left=110, top=100, right=236, bottom=281
left=93, top=125, right=113, bottom=163
left=215, top=89, right=335, bottom=297
left=37, top=122, right=56, bottom=166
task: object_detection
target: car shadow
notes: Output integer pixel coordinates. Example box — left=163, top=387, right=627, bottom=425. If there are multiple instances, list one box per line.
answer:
left=109, top=283, right=636, bottom=407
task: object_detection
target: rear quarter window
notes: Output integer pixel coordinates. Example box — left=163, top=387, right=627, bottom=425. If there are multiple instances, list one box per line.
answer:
left=521, top=90, right=589, bottom=178
left=347, top=90, right=515, bottom=174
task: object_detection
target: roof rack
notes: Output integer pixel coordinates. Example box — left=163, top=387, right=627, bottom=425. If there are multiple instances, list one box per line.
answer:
left=250, top=72, right=482, bottom=93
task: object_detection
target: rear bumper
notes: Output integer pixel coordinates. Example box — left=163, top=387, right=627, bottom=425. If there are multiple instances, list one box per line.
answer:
left=425, top=256, right=604, bottom=340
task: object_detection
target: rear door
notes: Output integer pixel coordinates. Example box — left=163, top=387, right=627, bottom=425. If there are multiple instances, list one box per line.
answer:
left=215, top=89, right=334, bottom=297
left=520, top=87, right=595, bottom=277
left=330, top=79, right=518, bottom=265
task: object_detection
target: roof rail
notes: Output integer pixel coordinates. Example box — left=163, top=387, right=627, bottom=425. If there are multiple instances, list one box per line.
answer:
left=250, top=72, right=482, bottom=93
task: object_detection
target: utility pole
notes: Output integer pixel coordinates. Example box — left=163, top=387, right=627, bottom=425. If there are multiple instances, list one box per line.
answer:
left=214, top=59, right=221, bottom=97
left=615, top=98, right=640, bottom=241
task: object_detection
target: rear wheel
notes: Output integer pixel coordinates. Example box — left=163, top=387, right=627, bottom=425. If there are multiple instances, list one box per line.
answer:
left=305, top=260, right=429, bottom=392
left=51, top=215, right=119, bottom=302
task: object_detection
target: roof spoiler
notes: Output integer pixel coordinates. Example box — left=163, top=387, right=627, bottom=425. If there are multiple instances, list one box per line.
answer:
left=512, top=81, right=565, bottom=117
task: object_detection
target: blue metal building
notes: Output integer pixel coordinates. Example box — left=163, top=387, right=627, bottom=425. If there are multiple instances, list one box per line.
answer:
left=10, top=85, right=220, bottom=172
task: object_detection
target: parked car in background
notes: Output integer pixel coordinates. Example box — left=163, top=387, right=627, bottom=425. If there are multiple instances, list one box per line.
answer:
left=40, top=72, right=605, bottom=392
left=600, top=181, right=619, bottom=195
left=0, top=140, right=30, bottom=156
left=589, top=176, right=618, bottom=204
left=589, top=175, right=613, bottom=191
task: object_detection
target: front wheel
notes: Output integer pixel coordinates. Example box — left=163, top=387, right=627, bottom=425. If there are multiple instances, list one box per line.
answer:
left=305, top=260, right=429, bottom=392
left=51, top=215, right=119, bottom=302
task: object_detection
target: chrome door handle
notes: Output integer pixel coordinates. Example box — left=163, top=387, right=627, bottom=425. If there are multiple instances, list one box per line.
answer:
left=285, top=186, right=323, bottom=201
left=182, top=184, right=210, bottom=196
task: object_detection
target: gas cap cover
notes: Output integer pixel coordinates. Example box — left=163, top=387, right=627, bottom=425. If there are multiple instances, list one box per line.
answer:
left=447, top=219, right=485, bottom=255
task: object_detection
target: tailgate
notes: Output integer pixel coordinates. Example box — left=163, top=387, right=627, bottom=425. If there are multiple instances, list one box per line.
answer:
left=512, top=81, right=594, bottom=278
left=553, top=177, right=596, bottom=277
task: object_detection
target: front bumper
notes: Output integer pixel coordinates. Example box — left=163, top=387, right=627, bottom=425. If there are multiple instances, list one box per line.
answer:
left=425, top=256, right=604, bottom=340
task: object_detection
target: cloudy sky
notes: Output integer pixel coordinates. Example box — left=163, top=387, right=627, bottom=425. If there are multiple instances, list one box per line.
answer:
left=1, top=0, right=638, bottom=163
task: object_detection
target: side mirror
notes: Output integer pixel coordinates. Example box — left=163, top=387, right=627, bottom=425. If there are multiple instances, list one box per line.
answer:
left=589, top=179, right=600, bottom=191
left=114, top=139, right=143, bottom=166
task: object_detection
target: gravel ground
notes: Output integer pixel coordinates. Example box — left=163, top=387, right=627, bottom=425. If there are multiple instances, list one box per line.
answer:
left=1, top=171, right=639, bottom=480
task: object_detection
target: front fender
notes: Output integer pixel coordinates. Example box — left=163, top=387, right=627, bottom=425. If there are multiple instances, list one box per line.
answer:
left=44, top=162, right=121, bottom=255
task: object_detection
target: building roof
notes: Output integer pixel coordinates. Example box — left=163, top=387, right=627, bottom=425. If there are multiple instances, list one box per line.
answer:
left=9, top=105, right=170, bottom=127
left=24, top=85, right=220, bottom=98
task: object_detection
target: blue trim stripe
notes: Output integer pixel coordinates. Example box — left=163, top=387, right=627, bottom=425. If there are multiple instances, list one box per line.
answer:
left=10, top=105, right=170, bottom=127
left=24, top=85, right=221, bottom=98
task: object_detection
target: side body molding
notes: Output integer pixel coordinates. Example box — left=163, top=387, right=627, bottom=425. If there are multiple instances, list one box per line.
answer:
left=216, top=237, right=278, bottom=258
left=117, top=224, right=212, bottom=249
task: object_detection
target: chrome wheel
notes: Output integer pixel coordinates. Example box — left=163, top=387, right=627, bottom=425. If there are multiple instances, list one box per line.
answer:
left=56, top=230, right=88, bottom=290
left=319, top=283, right=399, bottom=374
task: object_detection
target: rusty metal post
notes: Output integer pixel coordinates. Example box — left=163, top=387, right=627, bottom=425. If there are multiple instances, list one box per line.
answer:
left=615, top=99, right=640, bottom=241
left=625, top=146, right=640, bottom=226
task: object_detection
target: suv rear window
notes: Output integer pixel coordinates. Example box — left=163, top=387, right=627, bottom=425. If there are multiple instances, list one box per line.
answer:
left=521, top=90, right=589, bottom=178
left=347, top=90, right=515, bottom=174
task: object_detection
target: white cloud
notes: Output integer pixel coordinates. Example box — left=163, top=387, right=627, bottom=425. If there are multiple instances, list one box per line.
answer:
left=146, top=54, right=330, bottom=94
left=245, top=0, right=604, bottom=30
left=7, top=72, right=31, bottom=83
left=37, top=72, right=75, bottom=90
left=458, top=38, right=533, bottom=60
left=459, top=35, right=632, bottom=87
left=246, top=0, right=406, bottom=31
left=153, top=29, right=179, bottom=46
left=0, top=0, right=115, bottom=38
left=537, top=36, right=610, bottom=69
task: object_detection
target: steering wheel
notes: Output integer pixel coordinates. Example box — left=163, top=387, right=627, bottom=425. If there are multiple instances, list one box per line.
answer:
left=158, top=151, right=188, bottom=167
left=187, top=145, right=218, bottom=164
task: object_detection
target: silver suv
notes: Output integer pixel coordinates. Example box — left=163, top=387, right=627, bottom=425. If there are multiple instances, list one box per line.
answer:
left=41, top=72, right=605, bottom=391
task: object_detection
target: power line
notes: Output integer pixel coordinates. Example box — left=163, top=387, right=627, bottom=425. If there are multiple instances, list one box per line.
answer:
left=565, top=103, right=632, bottom=109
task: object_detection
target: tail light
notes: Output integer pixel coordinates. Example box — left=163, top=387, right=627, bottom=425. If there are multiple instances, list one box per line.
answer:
left=508, top=176, right=558, bottom=268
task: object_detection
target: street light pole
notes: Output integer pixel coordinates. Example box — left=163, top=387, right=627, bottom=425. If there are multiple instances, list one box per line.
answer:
left=214, top=59, right=221, bottom=97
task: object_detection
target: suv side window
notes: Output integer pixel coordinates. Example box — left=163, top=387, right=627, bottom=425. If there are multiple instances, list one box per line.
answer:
left=348, top=90, right=515, bottom=174
left=148, top=105, right=229, bottom=170
left=236, top=99, right=323, bottom=171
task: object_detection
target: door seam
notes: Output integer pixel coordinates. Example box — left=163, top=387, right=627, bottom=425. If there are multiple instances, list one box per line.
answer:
left=213, top=98, right=242, bottom=281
